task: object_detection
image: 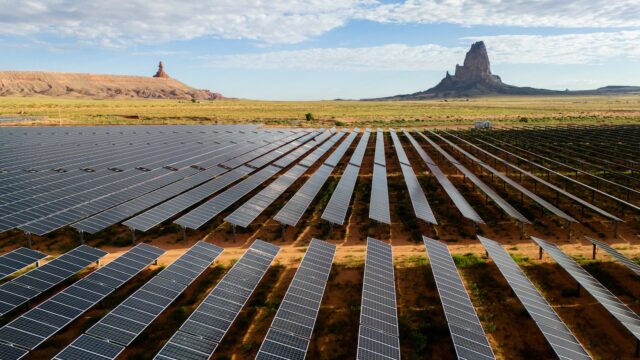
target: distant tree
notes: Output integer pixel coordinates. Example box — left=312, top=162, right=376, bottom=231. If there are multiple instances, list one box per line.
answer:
left=305, top=112, right=314, bottom=121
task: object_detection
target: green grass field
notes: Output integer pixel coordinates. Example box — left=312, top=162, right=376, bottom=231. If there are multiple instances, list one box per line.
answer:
left=1, top=95, right=640, bottom=127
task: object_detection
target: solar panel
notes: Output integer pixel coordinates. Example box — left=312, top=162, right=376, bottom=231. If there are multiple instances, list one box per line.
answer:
left=369, top=164, right=391, bottom=225
left=373, top=129, right=386, bottom=166
left=321, top=164, right=359, bottom=226
left=423, top=130, right=529, bottom=224
left=533, top=236, right=640, bottom=344
left=175, top=165, right=281, bottom=230
left=0, top=245, right=107, bottom=317
left=324, top=130, right=358, bottom=167
left=297, top=130, right=343, bottom=168
left=72, top=166, right=228, bottom=234
left=436, top=132, right=577, bottom=223
left=453, top=134, right=620, bottom=222
left=349, top=128, right=371, bottom=166
left=0, top=244, right=164, bottom=357
left=390, top=130, right=436, bottom=224
left=256, top=239, right=336, bottom=359
left=423, top=237, right=495, bottom=360
left=123, top=166, right=253, bottom=231
left=0, top=248, right=47, bottom=281
left=273, top=131, right=357, bottom=227
left=479, top=236, right=592, bottom=360
left=585, top=236, right=640, bottom=276
left=274, top=165, right=334, bottom=227
left=357, top=238, right=400, bottom=360
left=406, top=131, right=484, bottom=224
left=321, top=128, right=371, bottom=226
left=225, top=165, right=308, bottom=228
left=154, top=240, right=279, bottom=360
left=54, top=242, right=222, bottom=359
left=224, top=131, right=339, bottom=228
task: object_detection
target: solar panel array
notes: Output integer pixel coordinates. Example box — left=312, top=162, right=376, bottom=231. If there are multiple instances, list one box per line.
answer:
left=0, top=243, right=164, bottom=359
left=436, top=132, right=577, bottom=223
left=585, top=236, right=640, bottom=276
left=175, top=165, right=282, bottom=230
left=357, top=238, right=400, bottom=360
left=478, top=135, right=640, bottom=214
left=175, top=131, right=334, bottom=230
left=123, top=166, right=253, bottom=231
left=451, top=132, right=620, bottom=222
left=390, top=130, right=436, bottom=224
left=321, top=129, right=371, bottom=226
left=256, top=239, right=336, bottom=360
left=225, top=130, right=337, bottom=228
left=124, top=131, right=313, bottom=232
left=533, top=236, right=640, bottom=343
left=423, top=130, right=529, bottom=224
left=406, top=131, right=484, bottom=224
left=479, top=236, right=592, bottom=360
left=274, top=130, right=357, bottom=227
left=369, top=130, right=391, bottom=224
left=54, top=241, right=223, bottom=360
left=0, top=126, right=316, bottom=237
left=423, top=237, right=495, bottom=360
left=0, top=247, right=47, bottom=281
left=154, top=240, right=279, bottom=360
left=0, top=245, right=107, bottom=316
left=1, top=130, right=270, bottom=235
left=69, top=133, right=273, bottom=234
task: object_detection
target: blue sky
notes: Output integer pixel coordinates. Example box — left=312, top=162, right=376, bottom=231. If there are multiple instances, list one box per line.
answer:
left=1, top=0, right=640, bottom=100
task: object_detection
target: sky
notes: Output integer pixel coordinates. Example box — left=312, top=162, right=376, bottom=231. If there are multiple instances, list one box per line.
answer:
left=1, top=0, right=640, bottom=100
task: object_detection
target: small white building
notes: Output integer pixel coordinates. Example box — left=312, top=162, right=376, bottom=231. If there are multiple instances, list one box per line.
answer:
left=474, top=121, right=492, bottom=129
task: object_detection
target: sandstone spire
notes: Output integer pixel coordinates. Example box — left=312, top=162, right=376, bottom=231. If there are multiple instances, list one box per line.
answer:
left=153, top=61, right=169, bottom=78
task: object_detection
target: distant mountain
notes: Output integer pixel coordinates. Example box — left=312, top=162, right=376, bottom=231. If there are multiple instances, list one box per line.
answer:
left=370, top=41, right=640, bottom=100
left=0, top=62, right=223, bottom=100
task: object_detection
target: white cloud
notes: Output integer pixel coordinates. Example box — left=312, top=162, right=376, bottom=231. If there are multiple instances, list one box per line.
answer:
left=0, top=0, right=375, bottom=47
left=473, top=31, right=640, bottom=64
left=359, top=0, right=640, bottom=28
left=205, top=44, right=466, bottom=71
left=204, top=31, right=640, bottom=71
left=1, top=1, right=639, bottom=48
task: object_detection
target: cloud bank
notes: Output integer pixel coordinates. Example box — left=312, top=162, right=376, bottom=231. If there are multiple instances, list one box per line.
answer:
left=0, top=0, right=639, bottom=46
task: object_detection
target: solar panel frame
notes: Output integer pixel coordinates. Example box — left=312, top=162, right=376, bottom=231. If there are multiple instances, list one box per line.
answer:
left=389, top=130, right=436, bottom=225
left=0, top=248, right=47, bottom=281
left=175, top=165, right=281, bottom=230
left=0, top=244, right=164, bottom=353
left=585, top=236, right=640, bottom=276
left=356, top=238, right=401, bottom=360
left=406, top=131, right=484, bottom=224
left=321, top=128, right=371, bottom=226
left=436, top=131, right=577, bottom=223
left=368, top=163, right=391, bottom=225
left=0, top=245, right=107, bottom=317
left=256, top=239, right=336, bottom=359
left=53, top=242, right=221, bottom=359
left=478, top=235, right=592, bottom=360
left=154, top=240, right=279, bottom=360
left=423, top=130, right=529, bottom=224
left=533, top=236, right=640, bottom=343
left=423, top=237, right=495, bottom=360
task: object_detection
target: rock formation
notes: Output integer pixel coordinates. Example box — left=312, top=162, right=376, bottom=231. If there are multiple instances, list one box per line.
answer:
left=0, top=62, right=224, bottom=100
left=382, top=40, right=543, bottom=99
left=153, top=61, right=170, bottom=78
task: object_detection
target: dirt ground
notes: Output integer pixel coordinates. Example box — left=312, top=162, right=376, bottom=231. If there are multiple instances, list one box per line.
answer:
left=1, top=129, right=639, bottom=359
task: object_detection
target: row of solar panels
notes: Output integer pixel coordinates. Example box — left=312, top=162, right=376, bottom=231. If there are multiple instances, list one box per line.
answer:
left=0, top=128, right=309, bottom=236
left=2, top=232, right=638, bottom=359
left=1, top=126, right=634, bottom=249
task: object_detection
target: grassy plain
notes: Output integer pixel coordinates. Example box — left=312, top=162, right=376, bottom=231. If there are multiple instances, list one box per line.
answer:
left=1, top=95, right=640, bottom=127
